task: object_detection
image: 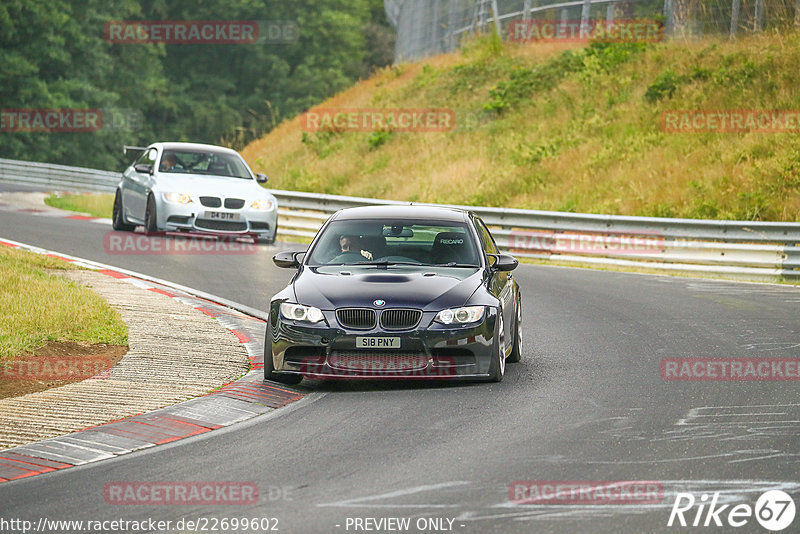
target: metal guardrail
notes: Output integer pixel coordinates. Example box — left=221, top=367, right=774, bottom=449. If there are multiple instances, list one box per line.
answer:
left=1, top=157, right=798, bottom=281
left=0, top=158, right=119, bottom=194
left=270, top=190, right=800, bottom=280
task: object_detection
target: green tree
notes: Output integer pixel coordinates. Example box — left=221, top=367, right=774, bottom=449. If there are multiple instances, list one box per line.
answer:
left=0, top=0, right=393, bottom=170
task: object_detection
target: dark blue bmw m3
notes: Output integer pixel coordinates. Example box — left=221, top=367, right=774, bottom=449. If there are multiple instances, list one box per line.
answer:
left=265, top=205, right=522, bottom=384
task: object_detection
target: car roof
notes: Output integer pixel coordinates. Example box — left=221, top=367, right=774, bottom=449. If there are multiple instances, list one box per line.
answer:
left=150, top=142, right=241, bottom=155
left=331, top=205, right=470, bottom=222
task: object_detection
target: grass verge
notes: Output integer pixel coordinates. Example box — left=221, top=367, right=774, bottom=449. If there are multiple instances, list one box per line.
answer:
left=45, top=192, right=114, bottom=219
left=0, top=245, right=128, bottom=361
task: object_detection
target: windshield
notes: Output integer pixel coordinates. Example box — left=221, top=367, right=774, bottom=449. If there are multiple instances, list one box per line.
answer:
left=158, top=149, right=252, bottom=179
left=306, top=219, right=481, bottom=267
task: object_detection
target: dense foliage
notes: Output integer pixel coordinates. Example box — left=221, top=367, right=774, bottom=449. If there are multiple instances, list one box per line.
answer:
left=0, top=0, right=394, bottom=170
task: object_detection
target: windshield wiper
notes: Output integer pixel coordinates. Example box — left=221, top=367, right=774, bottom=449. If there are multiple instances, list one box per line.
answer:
left=433, top=262, right=479, bottom=268
left=355, top=260, right=423, bottom=268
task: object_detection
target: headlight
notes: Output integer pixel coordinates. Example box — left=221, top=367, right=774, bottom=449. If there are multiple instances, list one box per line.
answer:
left=162, top=192, right=192, bottom=204
left=251, top=198, right=274, bottom=210
left=435, top=306, right=485, bottom=325
left=280, top=302, right=324, bottom=323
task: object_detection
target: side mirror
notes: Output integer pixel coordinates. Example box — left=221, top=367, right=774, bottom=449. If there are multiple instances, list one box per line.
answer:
left=134, top=163, right=153, bottom=174
left=273, top=250, right=304, bottom=269
left=488, top=253, right=518, bottom=272
left=256, top=173, right=269, bottom=184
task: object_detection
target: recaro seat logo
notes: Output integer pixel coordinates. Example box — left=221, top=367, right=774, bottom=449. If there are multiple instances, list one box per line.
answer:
left=440, top=239, right=463, bottom=245
left=667, top=490, right=796, bottom=530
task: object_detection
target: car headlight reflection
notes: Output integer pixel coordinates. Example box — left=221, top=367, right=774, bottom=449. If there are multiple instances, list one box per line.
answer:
left=162, top=192, right=192, bottom=204
left=280, top=302, right=324, bottom=323
left=435, top=306, right=485, bottom=325
left=251, top=198, right=274, bottom=210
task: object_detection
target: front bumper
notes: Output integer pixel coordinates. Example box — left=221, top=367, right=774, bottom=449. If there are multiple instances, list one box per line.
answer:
left=268, top=306, right=499, bottom=380
left=156, top=199, right=278, bottom=238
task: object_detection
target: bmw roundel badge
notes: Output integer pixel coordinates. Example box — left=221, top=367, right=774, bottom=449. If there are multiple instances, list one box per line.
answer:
left=373, top=299, right=386, bottom=307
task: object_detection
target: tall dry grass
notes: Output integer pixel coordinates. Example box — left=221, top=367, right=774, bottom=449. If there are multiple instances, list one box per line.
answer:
left=244, top=29, right=800, bottom=221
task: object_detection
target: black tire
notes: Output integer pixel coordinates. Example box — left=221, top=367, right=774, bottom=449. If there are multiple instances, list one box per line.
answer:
left=263, top=326, right=303, bottom=385
left=507, top=295, right=522, bottom=363
left=486, top=313, right=506, bottom=382
left=112, top=190, right=135, bottom=232
left=144, top=194, right=158, bottom=235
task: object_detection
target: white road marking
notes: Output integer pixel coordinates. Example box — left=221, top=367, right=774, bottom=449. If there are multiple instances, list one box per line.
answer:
left=317, top=481, right=470, bottom=508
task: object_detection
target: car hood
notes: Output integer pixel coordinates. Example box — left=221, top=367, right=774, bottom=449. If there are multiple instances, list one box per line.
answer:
left=154, top=173, right=273, bottom=199
left=293, top=266, right=484, bottom=310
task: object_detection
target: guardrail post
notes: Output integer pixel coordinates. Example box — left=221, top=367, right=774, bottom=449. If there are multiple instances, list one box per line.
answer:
left=783, top=245, right=800, bottom=275
left=431, top=0, right=440, bottom=53
left=730, top=0, right=741, bottom=38
left=606, top=3, right=615, bottom=24
left=581, top=0, right=592, bottom=27
left=560, top=8, right=569, bottom=35
left=491, top=0, right=501, bottom=36
left=447, top=0, right=457, bottom=50
left=477, top=0, right=488, bottom=31
left=522, top=0, right=532, bottom=21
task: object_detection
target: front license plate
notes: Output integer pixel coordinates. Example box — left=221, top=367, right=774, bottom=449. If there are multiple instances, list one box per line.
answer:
left=204, top=211, right=240, bottom=221
left=356, top=337, right=401, bottom=349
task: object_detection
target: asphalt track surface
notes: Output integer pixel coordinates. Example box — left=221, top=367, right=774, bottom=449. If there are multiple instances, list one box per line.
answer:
left=1, top=204, right=800, bottom=533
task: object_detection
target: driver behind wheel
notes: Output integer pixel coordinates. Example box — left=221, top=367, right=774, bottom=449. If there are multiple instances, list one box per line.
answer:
left=159, top=152, right=184, bottom=172
left=339, top=235, right=372, bottom=260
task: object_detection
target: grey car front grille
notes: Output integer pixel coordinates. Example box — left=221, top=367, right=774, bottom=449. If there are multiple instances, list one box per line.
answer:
left=199, top=196, right=221, bottom=208
left=224, top=198, right=245, bottom=209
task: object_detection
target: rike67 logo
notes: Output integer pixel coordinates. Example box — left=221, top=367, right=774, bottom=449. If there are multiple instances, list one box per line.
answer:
left=668, top=490, right=795, bottom=531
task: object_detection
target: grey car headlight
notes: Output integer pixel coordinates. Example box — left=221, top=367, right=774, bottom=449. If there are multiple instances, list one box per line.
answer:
left=162, top=192, right=192, bottom=204
left=251, top=198, right=274, bottom=210
left=434, top=306, right=485, bottom=325
left=280, top=302, right=324, bottom=323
